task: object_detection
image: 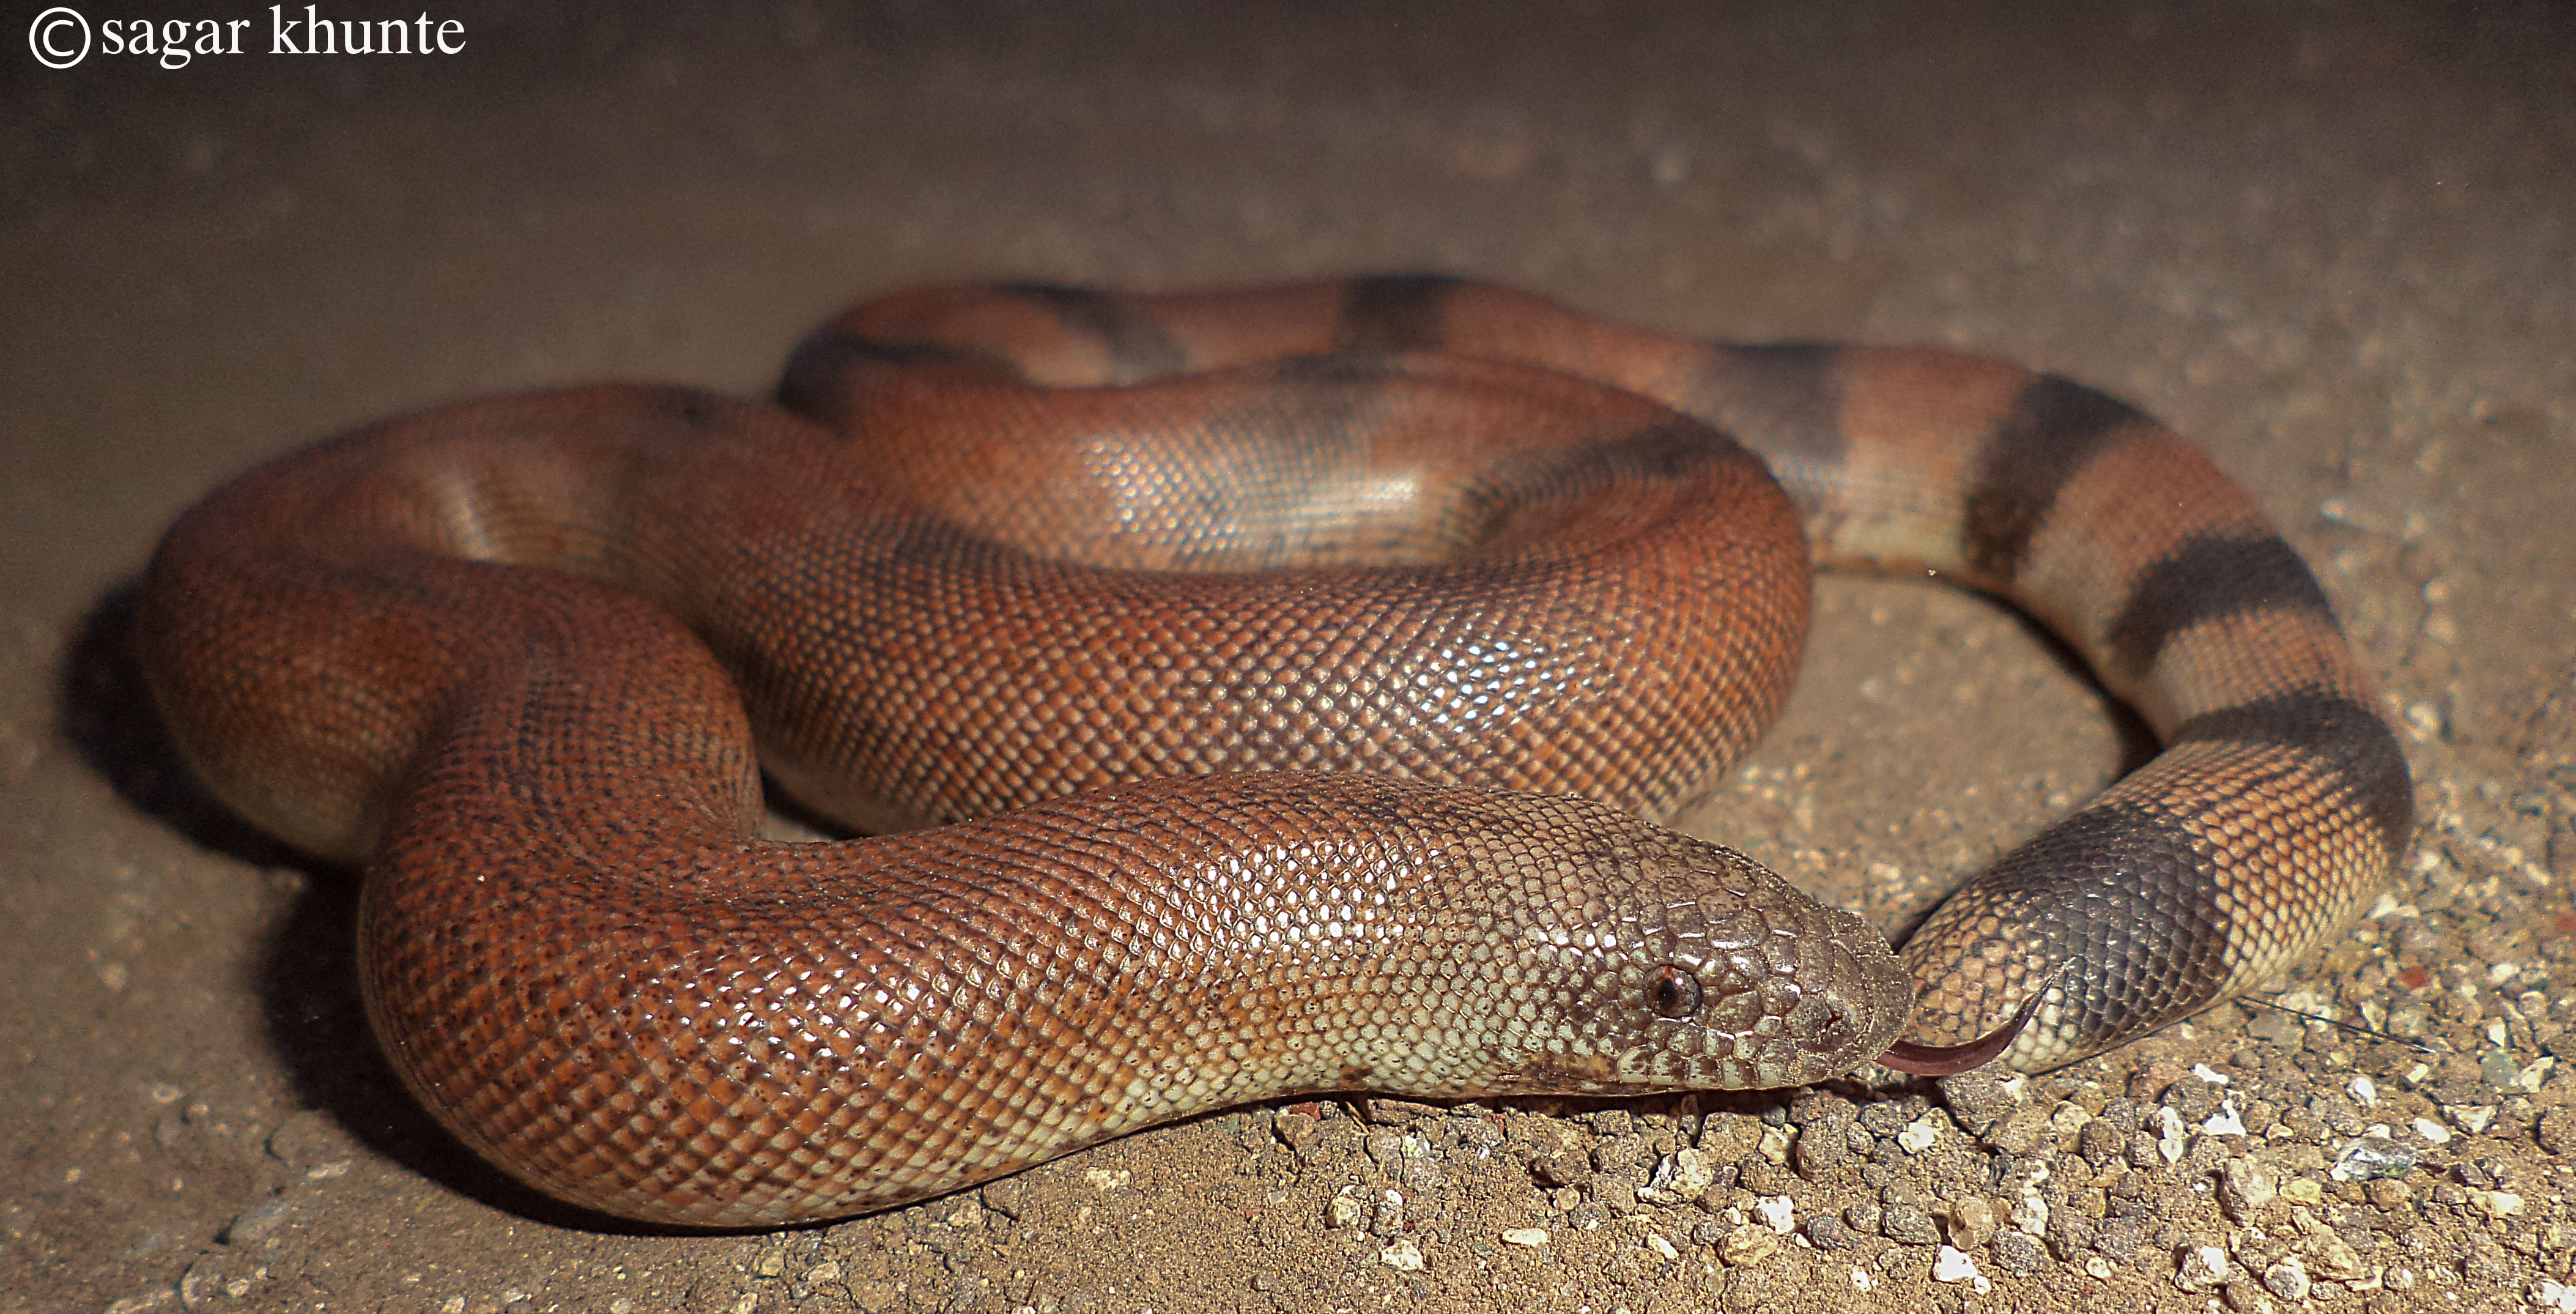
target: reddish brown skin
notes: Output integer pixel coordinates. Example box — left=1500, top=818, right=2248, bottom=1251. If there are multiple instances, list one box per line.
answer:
left=138, top=278, right=2410, bottom=1227
left=786, top=277, right=2411, bottom=1067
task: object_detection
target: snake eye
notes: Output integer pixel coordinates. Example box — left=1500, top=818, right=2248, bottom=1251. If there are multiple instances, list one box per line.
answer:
left=1645, top=965, right=1702, bottom=1020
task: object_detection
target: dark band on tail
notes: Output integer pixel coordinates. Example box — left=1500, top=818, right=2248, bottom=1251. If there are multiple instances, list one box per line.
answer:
left=1339, top=275, right=1464, bottom=354
left=1964, top=798, right=2233, bottom=1037
left=2102, top=535, right=2339, bottom=685
left=1692, top=345, right=1849, bottom=471
left=2172, top=691, right=2415, bottom=855
left=1960, top=377, right=2150, bottom=581
left=775, top=334, right=989, bottom=420
left=1493, top=419, right=1759, bottom=503
left=1001, top=282, right=1190, bottom=377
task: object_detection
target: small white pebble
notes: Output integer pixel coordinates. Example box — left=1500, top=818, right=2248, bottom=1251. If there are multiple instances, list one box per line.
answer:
left=1934, top=1245, right=1989, bottom=1293
left=1641, top=1147, right=1717, bottom=1202
left=1500, top=1228, right=1549, bottom=1247
left=2012, top=1195, right=2049, bottom=1238
left=2196, top=1246, right=2230, bottom=1280
left=2490, top=962, right=2522, bottom=984
left=2532, top=1277, right=2576, bottom=1312
left=1380, top=1238, right=1424, bottom=1271
left=2349, top=1077, right=2378, bottom=1107
left=1850, top=1267, right=1873, bottom=1292
left=1756, top=1195, right=1796, bottom=1234
left=1757, top=1124, right=1793, bottom=1164
left=2266, top=1255, right=2312, bottom=1301
left=2475, top=1190, right=2525, bottom=1219
left=2173, top=1250, right=2225, bottom=1296
left=1648, top=1233, right=1679, bottom=1260
left=2223, top=1159, right=2278, bottom=1209
left=2191, top=1064, right=2230, bottom=1085
left=1719, top=1227, right=1781, bottom=1266
left=2275, top=988, right=2327, bottom=1014
left=2202, top=1101, right=2248, bottom=1136
left=2405, top=703, right=2441, bottom=739
left=2085, top=1255, right=2115, bottom=1279
left=1898, top=1116, right=1941, bottom=1153
left=2413, top=1118, right=2452, bottom=1145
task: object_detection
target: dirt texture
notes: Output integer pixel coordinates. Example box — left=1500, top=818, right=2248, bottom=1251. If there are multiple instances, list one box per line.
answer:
left=6, top=3, right=2575, bottom=1313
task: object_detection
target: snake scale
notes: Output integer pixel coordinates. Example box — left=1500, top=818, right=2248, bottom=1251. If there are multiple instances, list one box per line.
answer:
left=136, top=276, right=2411, bottom=1227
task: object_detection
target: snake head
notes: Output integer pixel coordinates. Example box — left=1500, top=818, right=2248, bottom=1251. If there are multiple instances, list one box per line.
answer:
left=1612, top=897, right=1914, bottom=1091
left=1493, top=825, right=1914, bottom=1094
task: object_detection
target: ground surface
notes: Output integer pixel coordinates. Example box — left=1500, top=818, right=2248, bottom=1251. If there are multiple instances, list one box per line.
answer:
left=6, top=3, right=2575, bottom=1312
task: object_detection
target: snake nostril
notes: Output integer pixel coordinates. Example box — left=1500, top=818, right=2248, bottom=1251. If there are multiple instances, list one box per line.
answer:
left=1819, top=1002, right=1851, bottom=1043
left=1645, top=965, right=1702, bottom=1020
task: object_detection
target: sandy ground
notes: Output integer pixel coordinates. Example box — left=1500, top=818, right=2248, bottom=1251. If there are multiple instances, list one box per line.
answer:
left=6, top=2, right=2575, bottom=1312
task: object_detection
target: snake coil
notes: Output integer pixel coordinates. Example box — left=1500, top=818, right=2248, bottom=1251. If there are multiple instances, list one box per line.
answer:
left=138, top=277, right=2409, bottom=1227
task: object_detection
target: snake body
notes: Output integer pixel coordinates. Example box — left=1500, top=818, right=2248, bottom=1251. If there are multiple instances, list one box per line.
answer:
left=137, top=278, right=2410, bottom=1227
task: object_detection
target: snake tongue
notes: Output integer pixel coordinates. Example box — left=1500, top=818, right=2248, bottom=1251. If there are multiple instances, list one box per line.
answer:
left=1875, top=987, right=2045, bottom=1077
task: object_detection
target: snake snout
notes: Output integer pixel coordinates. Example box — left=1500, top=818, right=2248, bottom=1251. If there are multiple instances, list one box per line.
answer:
left=1788, top=918, right=1915, bottom=1078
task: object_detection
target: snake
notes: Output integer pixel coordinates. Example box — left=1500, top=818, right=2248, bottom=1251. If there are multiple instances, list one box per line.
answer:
left=135, top=276, right=2411, bottom=1228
